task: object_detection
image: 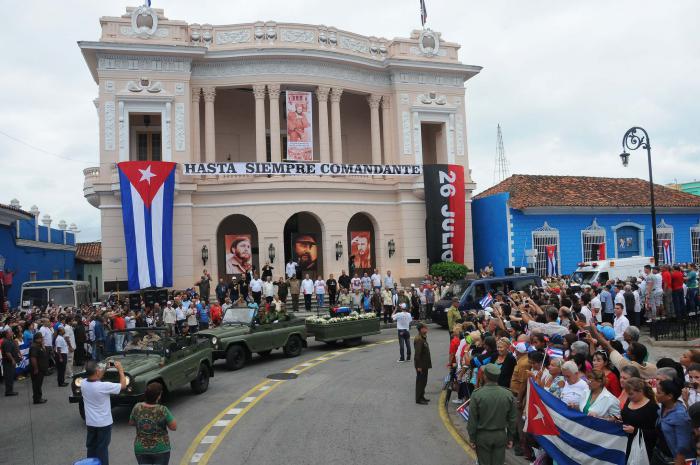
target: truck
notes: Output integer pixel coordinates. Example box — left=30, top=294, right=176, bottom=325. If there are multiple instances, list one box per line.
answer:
left=198, top=307, right=307, bottom=370
left=570, top=256, right=655, bottom=286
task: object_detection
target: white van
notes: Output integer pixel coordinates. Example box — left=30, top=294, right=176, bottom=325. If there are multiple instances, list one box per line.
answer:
left=570, top=256, right=655, bottom=285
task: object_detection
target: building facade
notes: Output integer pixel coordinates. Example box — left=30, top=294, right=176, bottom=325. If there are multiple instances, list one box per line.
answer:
left=472, top=175, right=700, bottom=277
left=668, top=181, right=700, bottom=197
left=80, top=6, right=481, bottom=290
left=75, top=242, right=103, bottom=300
left=0, top=200, right=78, bottom=308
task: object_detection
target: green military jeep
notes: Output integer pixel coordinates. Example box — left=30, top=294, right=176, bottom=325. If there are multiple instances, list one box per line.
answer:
left=199, top=307, right=307, bottom=370
left=69, top=328, right=214, bottom=419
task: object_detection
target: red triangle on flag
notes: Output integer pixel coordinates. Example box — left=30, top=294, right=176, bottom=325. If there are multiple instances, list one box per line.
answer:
left=525, top=381, right=559, bottom=436
left=117, top=161, right=176, bottom=209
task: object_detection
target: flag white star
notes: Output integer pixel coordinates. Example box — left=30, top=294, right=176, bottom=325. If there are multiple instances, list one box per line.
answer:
left=138, top=165, right=156, bottom=184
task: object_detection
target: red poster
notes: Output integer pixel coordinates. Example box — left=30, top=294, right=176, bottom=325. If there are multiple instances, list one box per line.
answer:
left=350, top=231, right=372, bottom=270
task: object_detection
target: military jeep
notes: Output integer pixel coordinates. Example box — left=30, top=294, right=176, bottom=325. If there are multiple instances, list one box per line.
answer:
left=199, top=307, right=307, bottom=370
left=69, top=328, right=214, bottom=419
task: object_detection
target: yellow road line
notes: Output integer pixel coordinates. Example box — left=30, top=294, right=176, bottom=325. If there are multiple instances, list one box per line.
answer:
left=180, top=339, right=394, bottom=465
left=438, top=390, right=477, bottom=460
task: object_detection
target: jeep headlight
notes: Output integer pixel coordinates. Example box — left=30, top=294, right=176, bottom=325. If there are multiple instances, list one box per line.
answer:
left=211, top=336, right=218, bottom=348
left=125, top=374, right=134, bottom=393
left=124, top=374, right=131, bottom=386
left=74, top=377, right=85, bottom=388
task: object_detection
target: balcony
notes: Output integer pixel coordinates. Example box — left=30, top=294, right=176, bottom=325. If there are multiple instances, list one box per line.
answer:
left=83, top=167, right=100, bottom=208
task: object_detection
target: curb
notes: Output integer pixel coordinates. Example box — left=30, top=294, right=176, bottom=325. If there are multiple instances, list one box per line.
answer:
left=640, top=336, right=700, bottom=348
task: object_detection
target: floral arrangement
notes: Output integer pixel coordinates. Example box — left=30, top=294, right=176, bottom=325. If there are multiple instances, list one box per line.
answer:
left=305, top=311, right=379, bottom=325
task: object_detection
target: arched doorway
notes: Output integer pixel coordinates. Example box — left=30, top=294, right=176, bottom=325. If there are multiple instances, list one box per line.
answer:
left=217, top=214, right=259, bottom=279
left=284, top=212, right=323, bottom=278
left=347, top=212, right=376, bottom=278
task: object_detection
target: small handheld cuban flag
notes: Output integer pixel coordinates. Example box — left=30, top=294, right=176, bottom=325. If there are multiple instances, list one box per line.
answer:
left=118, top=161, right=176, bottom=290
left=662, top=239, right=672, bottom=265
left=479, top=292, right=493, bottom=309
left=545, top=245, right=557, bottom=276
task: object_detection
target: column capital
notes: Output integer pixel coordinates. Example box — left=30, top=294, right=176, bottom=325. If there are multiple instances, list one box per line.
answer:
left=315, top=86, right=331, bottom=102
left=367, top=94, right=382, bottom=110
left=381, top=95, right=392, bottom=109
left=202, top=86, right=216, bottom=103
left=330, top=87, right=343, bottom=103
left=267, top=84, right=281, bottom=100
left=253, top=84, right=267, bottom=100
left=191, top=86, right=201, bottom=103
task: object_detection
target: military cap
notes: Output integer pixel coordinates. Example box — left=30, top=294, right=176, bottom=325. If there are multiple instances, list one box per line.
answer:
left=483, top=363, right=501, bottom=381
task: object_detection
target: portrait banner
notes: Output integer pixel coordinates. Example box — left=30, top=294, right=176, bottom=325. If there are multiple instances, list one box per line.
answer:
left=286, top=91, right=313, bottom=161
left=292, top=233, right=318, bottom=272
left=423, top=164, right=466, bottom=266
left=350, top=231, right=372, bottom=271
left=225, top=234, right=253, bottom=275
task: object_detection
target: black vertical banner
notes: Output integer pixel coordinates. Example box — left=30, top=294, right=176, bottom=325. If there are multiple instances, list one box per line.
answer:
left=423, top=164, right=466, bottom=266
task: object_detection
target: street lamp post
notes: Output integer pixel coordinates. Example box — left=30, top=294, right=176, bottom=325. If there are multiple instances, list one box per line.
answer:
left=619, top=126, right=659, bottom=265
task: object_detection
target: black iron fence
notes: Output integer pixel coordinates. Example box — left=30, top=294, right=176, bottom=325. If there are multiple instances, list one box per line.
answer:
left=650, top=313, right=700, bottom=341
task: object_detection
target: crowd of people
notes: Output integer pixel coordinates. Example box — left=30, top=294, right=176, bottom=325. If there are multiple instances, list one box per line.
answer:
left=439, top=271, right=700, bottom=465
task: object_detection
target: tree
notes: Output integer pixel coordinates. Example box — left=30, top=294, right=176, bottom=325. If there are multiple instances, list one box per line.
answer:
left=430, top=262, right=471, bottom=282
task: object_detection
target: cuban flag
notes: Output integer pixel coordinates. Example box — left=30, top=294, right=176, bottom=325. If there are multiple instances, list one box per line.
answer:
left=479, top=292, right=493, bottom=309
left=118, top=161, right=176, bottom=290
left=525, top=379, right=627, bottom=465
left=15, top=340, right=30, bottom=375
left=545, top=245, right=557, bottom=276
left=662, top=239, right=672, bottom=264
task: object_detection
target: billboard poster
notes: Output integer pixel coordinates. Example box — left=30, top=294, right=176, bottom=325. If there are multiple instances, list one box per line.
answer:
left=225, top=234, right=253, bottom=275
left=423, top=164, right=466, bottom=266
left=350, top=231, right=372, bottom=271
left=292, top=233, right=318, bottom=271
left=286, top=91, right=313, bottom=161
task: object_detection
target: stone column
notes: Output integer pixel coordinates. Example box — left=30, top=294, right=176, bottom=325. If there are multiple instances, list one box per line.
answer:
left=202, top=87, right=216, bottom=163
left=191, top=87, right=202, bottom=162
left=253, top=84, right=267, bottom=163
left=381, top=95, right=393, bottom=164
left=315, top=86, right=331, bottom=163
left=367, top=94, right=382, bottom=165
left=268, top=84, right=282, bottom=163
left=330, top=87, right=343, bottom=164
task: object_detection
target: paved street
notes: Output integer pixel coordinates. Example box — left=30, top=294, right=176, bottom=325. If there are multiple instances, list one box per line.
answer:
left=0, top=326, right=471, bottom=465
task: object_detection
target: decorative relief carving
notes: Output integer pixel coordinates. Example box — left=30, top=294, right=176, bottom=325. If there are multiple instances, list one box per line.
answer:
left=252, top=84, right=267, bottom=100
left=118, top=101, right=126, bottom=153
left=447, top=114, right=455, bottom=162
left=409, top=46, right=446, bottom=57
left=163, top=102, right=172, bottom=154
left=120, top=26, right=169, bottom=39
left=126, top=79, right=164, bottom=93
left=318, top=29, right=337, bottom=48
left=104, top=101, right=116, bottom=152
left=455, top=114, right=464, bottom=156
left=175, top=103, right=185, bottom=152
left=418, top=29, right=441, bottom=57
left=267, top=84, right=281, bottom=100
left=175, top=83, right=185, bottom=95
left=104, top=81, right=115, bottom=93
left=402, top=111, right=412, bottom=155
left=129, top=6, right=159, bottom=39
left=191, top=86, right=201, bottom=102
left=338, top=35, right=370, bottom=53
left=280, top=29, right=315, bottom=43
left=330, top=87, right=344, bottom=103
left=315, top=86, right=330, bottom=102
left=416, top=92, right=447, bottom=105
left=400, top=94, right=410, bottom=105
left=381, top=95, right=391, bottom=109
left=216, top=29, right=251, bottom=44
left=391, top=71, right=462, bottom=87
left=193, top=60, right=391, bottom=86
left=254, top=25, right=277, bottom=42
left=367, top=94, right=382, bottom=109
left=202, top=87, right=216, bottom=102
left=412, top=112, right=422, bottom=162
left=97, top=55, right=191, bottom=73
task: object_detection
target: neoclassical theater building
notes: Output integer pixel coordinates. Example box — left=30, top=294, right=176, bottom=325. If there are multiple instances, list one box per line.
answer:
left=80, top=6, right=481, bottom=290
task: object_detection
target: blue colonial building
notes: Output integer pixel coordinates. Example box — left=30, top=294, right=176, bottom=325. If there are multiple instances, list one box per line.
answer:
left=472, top=175, right=700, bottom=277
left=0, top=200, right=79, bottom=309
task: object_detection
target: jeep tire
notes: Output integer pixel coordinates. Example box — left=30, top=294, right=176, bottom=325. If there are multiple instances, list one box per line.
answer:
left=283, top=335, right=303, bottom=357
left=225, top=345, right=247, bottom=370
left=191, top=364, right=210, bottom=394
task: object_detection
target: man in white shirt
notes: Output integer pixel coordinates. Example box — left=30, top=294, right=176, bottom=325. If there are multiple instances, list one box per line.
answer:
left=392, top=304, right=413, bottom=362
left=350, top=274, right=362, bottom=292
left=613, top=303, right=630, bottom=345
left=263, top=277, right=275, bottom=304
left=38, top=320, right=54, bottom=366
left=371, top=269, right=382, bottom=291
left=175, top=304, right=186, bottom=334
left=579, top=297, right=593, bottom=325
left=54, top=327, right=69, bottom=386
left=163, top=302, right=176, bottom=336
left=250, top=274, right=264, bottom=305
left=614, top=284, right=626, bottom=314
left=590, top=289, right=602, bottom=323
left=383, top=271, right=394, bottom=290
left=314, top=276, right=326, bottom=310
left=301, top=274, right=314, bottom=312
left=81, top=360, right=126, bottom=465
left=285, top=259, right=298, bottom=279
left=63, top=318, right=76, bottom=378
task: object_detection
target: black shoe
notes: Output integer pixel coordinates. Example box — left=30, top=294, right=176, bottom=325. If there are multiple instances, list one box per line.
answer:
left=33, top=399, right=47, bottom=404
left=416, top=399, right=429, bottom=405
left=422, top=397, right=431, bottom=402
left=58, top=383, right=69, bottom=387
left=406, top=357, right=411, bottom=361
left=5, top=392, right=18, bottom=396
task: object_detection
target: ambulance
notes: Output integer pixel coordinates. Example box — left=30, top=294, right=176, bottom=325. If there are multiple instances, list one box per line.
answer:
left=570, top=256, right=655, bottom=285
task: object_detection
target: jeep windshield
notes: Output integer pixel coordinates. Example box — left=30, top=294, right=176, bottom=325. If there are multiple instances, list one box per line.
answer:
left=222, top=307, right=254, bottom=326
left=571, top=271, right=597, bottom=285
left=106, top=329, right=167, bottom=355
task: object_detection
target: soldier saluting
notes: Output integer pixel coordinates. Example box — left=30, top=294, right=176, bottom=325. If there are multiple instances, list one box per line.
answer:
left=467, top=363, right=517, bottom=465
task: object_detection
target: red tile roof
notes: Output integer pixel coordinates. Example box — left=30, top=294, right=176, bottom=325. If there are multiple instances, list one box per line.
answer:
left=474, top=175, right=700, bottom=210
left=76, top=241, right=102, bottom=263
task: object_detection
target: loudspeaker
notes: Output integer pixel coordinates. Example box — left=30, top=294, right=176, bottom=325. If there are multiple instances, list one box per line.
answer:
left=143, top=290, right=157, bottom=307
left=526, top=267, right=535, bottom=274
left=156, top=289, right=169, bottom=306
left=128, top=293, right=141, bottom=311
left=504, top=267, right=515, bottom=276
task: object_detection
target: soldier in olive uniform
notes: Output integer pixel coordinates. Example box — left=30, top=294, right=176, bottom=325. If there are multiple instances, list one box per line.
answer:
left=413, top=322, right=432, bottom=404
left=467, top=363, right=517, bottom=465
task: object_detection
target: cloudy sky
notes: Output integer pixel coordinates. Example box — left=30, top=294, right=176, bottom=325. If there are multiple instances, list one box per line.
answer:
left=1, top=1, right=698, bottom=242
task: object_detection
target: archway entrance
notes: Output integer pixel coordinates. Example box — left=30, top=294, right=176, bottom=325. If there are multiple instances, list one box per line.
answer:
left=347, top=212, right=376, bottom=278
left=284, top=212, right=323, bottom=279
left=217, top=214, right=259, bottom=279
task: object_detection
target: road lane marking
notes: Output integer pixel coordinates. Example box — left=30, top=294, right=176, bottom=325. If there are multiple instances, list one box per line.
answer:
left=200, top=436, right=217, bottom=444
left=438, top=390, right=477, bottom=460
left=180, top=339, right=394, bottom=465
